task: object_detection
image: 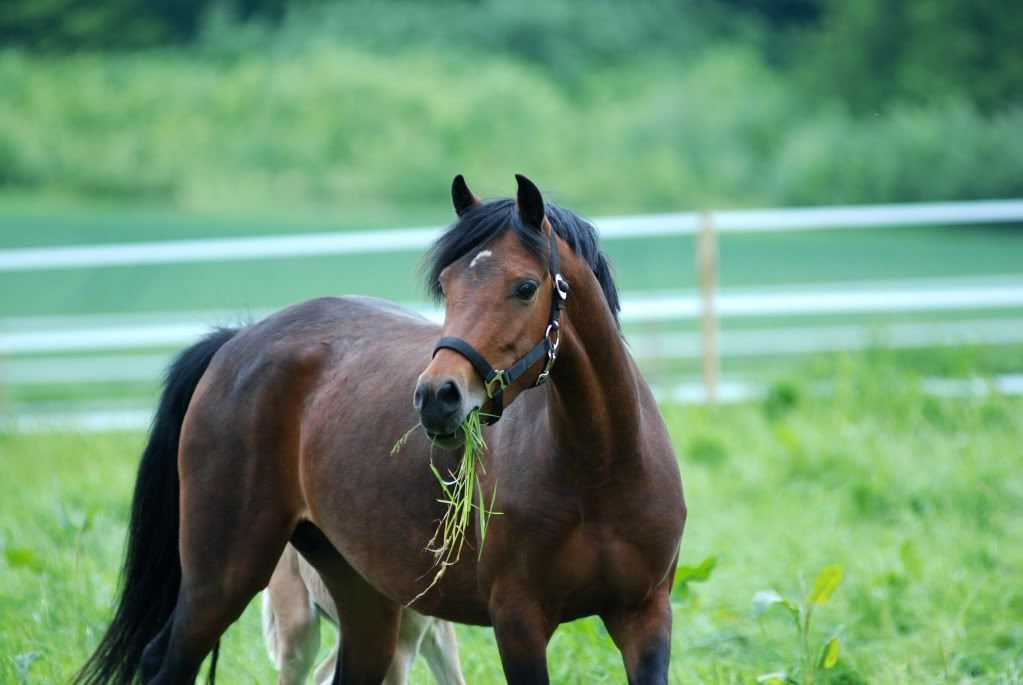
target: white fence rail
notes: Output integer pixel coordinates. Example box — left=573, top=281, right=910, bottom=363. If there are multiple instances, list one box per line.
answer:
left=2, top=279, right=1022, bottom=356
left=1, top=199, right=1022, bottom=272
left=5, top=317, right=1023, bottom=386
left=7, top=372, right=1023, bottom=433
left=1, top=199, right=1022, bottom=408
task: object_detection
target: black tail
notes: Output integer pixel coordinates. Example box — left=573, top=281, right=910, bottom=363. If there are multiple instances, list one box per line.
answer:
left=75, top=328, right=239, bottom=685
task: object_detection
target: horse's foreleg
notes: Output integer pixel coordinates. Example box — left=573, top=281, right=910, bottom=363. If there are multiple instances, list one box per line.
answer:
left=602, top=585, right=673, bottom=685
left=329, top=575, right=401, bottom=685
left=290, top=522, right=401, bottom=685
left=489, top=584, right=551, bottom=685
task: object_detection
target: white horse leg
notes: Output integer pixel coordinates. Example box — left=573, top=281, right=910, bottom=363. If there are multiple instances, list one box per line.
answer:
left=379, top=609, right=427, bottom=685
left=264, top=546, right=321, bottom=685
left=420, top=618, right=465, bottom=685
left=312, top=638, right=339, bottom=685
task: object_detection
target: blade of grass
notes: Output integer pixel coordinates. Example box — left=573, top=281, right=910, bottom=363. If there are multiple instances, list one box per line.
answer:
left=401, top=408, right=500, bottom=606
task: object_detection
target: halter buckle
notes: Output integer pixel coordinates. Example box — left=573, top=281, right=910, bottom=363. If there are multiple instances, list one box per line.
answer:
left=554, top=274, right=569, bottom=302
left=535, top=321, right=561, bottom=386
left=484, top=369, right=507, bottom=399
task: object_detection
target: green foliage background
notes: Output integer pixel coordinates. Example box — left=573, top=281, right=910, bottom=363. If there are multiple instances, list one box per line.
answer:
left=2, top=5, right=1022, bottom=682
left=1, top=0, right=1020, bottom=215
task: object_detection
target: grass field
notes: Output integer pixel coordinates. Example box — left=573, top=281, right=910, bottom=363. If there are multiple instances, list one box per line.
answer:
left=1, top=352, right=1021, bottom=684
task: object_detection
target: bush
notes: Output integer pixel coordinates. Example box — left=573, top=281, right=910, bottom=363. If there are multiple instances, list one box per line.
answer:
left=772, top=100, right=1023, bottom=205
left=0, top=43, right=1020, bottom=214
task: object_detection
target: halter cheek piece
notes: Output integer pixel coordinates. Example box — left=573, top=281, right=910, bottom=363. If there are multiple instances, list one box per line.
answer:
left=432, top=225, right=570, bottom=425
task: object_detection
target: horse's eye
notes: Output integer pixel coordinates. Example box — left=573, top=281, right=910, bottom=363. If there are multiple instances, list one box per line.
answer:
left=515, top=281, right=539, bottom=301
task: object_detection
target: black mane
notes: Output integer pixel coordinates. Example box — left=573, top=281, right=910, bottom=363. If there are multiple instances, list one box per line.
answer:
left=425, top=198, right=621, bottom=323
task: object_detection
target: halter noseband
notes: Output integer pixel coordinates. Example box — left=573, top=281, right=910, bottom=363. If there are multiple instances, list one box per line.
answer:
left=432, top=224, right=570, bottom=425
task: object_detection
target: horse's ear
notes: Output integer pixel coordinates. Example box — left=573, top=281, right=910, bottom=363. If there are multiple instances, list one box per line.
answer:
left=515, top=173, right=545, bottom=229
left=451, top=174, right=480, bottom=217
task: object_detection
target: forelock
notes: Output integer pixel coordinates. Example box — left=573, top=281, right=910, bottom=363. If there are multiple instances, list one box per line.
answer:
left=423, top=197, right=621, bottom=326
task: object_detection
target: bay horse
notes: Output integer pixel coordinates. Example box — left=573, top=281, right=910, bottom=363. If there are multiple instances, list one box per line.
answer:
left=263, top=543, right=465, bottom=685
left=75, top=174, right=686, bottom=685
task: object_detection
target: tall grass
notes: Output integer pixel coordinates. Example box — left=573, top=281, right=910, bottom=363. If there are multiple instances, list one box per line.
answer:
left=396, top=409, right=498, bottom=605
left=2, top=354, right=1021, bottom=682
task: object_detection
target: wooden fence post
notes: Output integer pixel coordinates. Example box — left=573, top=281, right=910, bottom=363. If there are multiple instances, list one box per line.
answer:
left=697, top=211, right=719, bottom=406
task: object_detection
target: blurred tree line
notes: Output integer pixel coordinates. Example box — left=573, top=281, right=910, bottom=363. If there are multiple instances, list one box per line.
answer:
left=0, top=0, right=288, bottom=49
left=0, top=0, right=1020, bottom=212
left=2, top=0, right=1019, bottom=111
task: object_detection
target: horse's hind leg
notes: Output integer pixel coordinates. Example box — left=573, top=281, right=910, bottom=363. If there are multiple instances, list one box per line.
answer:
left=291, top=522, right=402, bottom=685
left=140, top=617, right=174, bottom=682
left=145, top=437, right=300, bottom=683
left=149, top=515, right=294, bottom=683
left=147, top=509, right=294, bottom=682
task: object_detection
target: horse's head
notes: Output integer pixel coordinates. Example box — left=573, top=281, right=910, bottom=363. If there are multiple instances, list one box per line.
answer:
left=414, top=174, right=568, bottom=446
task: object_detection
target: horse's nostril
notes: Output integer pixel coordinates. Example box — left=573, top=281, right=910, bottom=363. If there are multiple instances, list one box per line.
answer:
left=436, top=380, right=461, bottom=410
left=413, top=384, right=427, bottom=411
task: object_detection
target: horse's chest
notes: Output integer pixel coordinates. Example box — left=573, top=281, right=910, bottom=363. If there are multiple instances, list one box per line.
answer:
left=543, top=522, right=664, bottom=613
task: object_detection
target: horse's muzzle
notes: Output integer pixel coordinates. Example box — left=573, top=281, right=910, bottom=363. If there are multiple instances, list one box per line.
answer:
left=414, top=378, right=464, bottom=437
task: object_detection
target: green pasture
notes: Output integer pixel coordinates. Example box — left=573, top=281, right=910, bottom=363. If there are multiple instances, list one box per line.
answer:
left=1, top=353, right=1021, bottom=684
left=3, top=3, right=1022, bottom=680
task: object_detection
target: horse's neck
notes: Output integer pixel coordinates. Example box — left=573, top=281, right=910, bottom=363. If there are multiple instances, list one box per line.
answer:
left=546, top=266, right=642, bottom=477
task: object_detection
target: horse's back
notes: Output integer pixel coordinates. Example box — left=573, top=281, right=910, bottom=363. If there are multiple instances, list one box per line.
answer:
left=241, top=295, right=435, bottom=348
left=194, top=295, right=435, bottom=396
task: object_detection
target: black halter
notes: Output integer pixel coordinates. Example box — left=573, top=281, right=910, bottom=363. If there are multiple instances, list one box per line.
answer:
left=433, top=224, right=570, bottom=425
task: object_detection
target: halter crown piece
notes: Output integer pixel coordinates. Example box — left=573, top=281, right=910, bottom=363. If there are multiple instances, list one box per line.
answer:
left=432, top=222, right=570, bottom=425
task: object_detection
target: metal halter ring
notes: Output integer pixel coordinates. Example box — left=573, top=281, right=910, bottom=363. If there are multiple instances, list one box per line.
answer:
left=484, top=370, right=507, bottom=399
left=535, top=322, right=561, bottom=386
left=544, top=321, right=562, bottom=354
